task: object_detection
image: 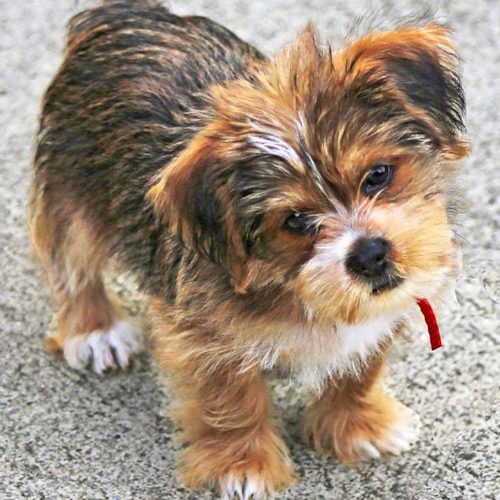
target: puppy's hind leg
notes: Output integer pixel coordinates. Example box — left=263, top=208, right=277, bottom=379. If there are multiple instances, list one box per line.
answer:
left=29, top=203, right=140, bottom=374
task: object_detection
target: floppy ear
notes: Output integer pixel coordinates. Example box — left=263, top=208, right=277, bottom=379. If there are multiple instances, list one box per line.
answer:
left=148, top=132, right=251, bottom=292
left=149, top=134, right=224, bottom=256
left=340, top=22, right=470, bottom=159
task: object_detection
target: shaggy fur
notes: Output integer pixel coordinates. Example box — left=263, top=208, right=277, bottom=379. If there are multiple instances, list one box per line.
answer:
left=29, top=1, right=468, bottom=497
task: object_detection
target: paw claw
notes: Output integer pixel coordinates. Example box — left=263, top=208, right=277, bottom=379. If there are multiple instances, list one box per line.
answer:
left=222, top=475, right=266, bottom=500
left=243, top=477, right=262, bottom=499
left=386, top=435, right=411, bottom=454
left=360, top=441, right=381, bottom=460
left=234, top=482, right=243, bottom=500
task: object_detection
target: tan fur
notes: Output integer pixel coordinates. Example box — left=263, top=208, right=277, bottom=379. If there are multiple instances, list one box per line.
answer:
left=149, top=299, right=296, bottom=493
left=304, top=347, right=411, bottom=464
left=29, top=195, right=119, bottom=352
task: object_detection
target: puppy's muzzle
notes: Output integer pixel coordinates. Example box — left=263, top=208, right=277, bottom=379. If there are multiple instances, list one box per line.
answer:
left=346, top=237, right=403, bottom=294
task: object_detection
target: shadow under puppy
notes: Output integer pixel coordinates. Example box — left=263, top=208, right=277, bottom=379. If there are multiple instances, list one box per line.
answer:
left=29, top=0, right=469, bottom=498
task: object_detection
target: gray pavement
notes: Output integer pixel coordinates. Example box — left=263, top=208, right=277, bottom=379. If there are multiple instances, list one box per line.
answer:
left=1, top=0, right=499, bottom=498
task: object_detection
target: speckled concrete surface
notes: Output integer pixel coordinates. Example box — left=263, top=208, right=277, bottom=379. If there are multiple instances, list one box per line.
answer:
left=1, top=0, right=499, bottom=499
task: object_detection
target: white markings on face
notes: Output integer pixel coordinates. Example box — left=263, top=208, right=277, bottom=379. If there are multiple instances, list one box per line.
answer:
left=326, top=228, right=359, bottom=264
left=250, top=134, right=301, bottom=166
left=299, top=227, right=360, bottom=287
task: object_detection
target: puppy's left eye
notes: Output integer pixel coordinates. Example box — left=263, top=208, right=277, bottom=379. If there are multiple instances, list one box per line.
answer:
left=362, top=165, right=394, bottom=195
left=284, top=212, right=310, bottom=233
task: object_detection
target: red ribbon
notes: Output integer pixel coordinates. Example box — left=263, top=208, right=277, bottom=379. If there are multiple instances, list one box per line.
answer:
left=417, top=298, right=442, bottom=351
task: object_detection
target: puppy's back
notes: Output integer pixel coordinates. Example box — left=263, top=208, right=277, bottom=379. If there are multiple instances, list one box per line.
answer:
left=32, top=1, right=264, bottom=291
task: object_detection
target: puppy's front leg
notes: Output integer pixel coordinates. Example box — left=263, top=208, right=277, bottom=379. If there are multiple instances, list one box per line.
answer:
left=304, top=352, right=418, bottom=465
left=180, top=369, right=295, bottom=498
left=151, top=319, right=295, bottom=498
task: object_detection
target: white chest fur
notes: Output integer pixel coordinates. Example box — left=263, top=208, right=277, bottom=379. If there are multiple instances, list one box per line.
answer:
left=242, top=314, right=402, bottom=393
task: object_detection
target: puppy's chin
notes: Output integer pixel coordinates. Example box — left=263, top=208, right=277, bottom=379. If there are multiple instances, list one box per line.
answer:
left=294, top=266, right=454, bottom=326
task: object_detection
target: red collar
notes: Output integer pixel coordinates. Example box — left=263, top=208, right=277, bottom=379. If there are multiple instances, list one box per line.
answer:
left=417, top=298, right=442, bottom=351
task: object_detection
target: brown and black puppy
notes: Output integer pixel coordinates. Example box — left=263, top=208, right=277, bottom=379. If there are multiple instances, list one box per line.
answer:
left=29, top=1, right=469, bottom=498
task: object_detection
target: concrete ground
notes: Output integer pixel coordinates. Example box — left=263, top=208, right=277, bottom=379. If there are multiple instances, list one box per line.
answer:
left=1, top=0, right=499, bottom=498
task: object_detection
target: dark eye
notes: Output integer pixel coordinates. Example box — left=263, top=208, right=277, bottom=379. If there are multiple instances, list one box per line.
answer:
left=284, top=212, right=310, bottom=233
left=362, top=165, right=394, bottom=195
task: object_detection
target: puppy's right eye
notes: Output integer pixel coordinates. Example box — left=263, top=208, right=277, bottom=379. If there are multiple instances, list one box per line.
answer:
left=362, top=165, right=394, bottom=196
left=285, top=212, right=309, bottom=233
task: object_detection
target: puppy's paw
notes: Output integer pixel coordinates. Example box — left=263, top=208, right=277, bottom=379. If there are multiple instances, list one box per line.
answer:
left=62, top=321, right=141, bottom=373
left=343, top=408, right=420, bottom=463
left=181, top=435, right=295, bottom=499
left=305, top=393, right=420, bottom=465
left=220, top=473, right=268, bottom=500
left=217, top=463, right=295, bottom=500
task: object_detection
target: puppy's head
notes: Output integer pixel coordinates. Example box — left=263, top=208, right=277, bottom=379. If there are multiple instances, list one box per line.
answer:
left=150, top=22, right=469, bottom=324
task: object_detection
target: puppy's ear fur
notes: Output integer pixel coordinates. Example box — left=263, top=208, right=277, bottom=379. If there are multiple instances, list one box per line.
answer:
left=338, top=22, right=470, bottom=159
left=149, top=134, right=221, bottom=252
left=148, top=132, right=250, bottom=292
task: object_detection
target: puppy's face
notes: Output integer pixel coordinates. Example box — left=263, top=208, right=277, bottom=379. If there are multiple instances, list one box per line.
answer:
left=151, top=23, right=469, bottom=324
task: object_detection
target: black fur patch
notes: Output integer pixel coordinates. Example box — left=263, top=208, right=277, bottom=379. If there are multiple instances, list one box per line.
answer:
left=385, top=49, right=466, bottom=140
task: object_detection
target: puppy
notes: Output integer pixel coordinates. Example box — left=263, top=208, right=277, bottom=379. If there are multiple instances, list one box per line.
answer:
left=29, top=1, right=469, bottom=498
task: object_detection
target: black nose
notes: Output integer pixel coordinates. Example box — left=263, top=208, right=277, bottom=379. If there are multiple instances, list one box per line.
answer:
left=346, top=237, right=391, bottom=279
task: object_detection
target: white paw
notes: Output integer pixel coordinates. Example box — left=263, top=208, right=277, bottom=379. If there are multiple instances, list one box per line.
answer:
left=356, top=410, right=421, bottom=460
left=63, top=321, right=141, bottom=374
left=221, top=474, right=266, bottom=500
